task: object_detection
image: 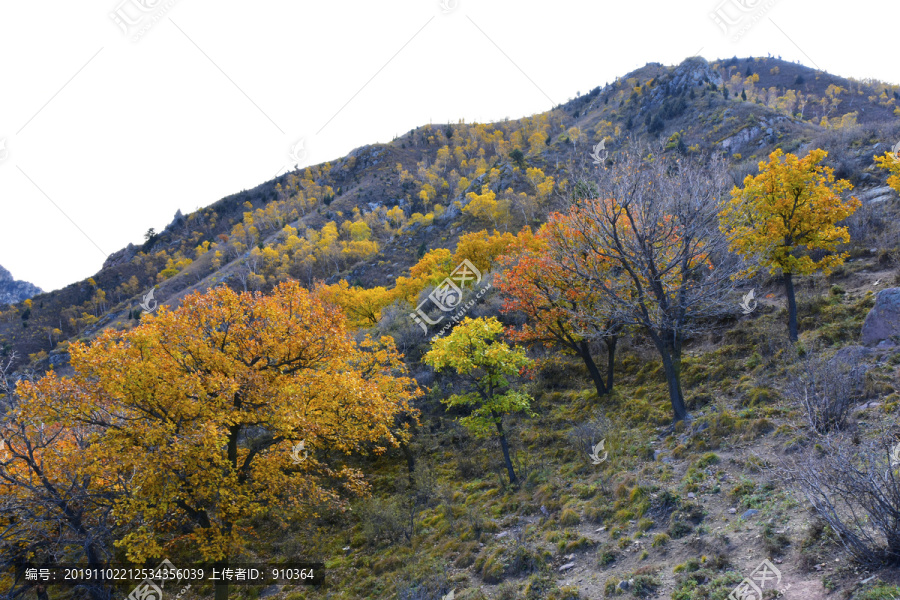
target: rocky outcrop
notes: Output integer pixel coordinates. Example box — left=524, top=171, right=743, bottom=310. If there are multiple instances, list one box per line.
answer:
left=0, top=264, right=42, bottom=305
left=861, top=288, right=900, bottom=346
left=103, top=243, right=138, bottom=270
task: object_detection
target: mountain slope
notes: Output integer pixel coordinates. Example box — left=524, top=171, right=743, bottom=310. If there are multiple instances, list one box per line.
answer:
left=0, top=55, right=898, bottom=368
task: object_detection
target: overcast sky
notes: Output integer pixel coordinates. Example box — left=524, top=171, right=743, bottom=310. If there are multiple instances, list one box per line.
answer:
left=0, top=0, right=894, bottom=292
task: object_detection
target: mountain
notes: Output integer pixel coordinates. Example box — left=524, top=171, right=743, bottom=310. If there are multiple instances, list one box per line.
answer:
left=0, top=264, right=42, bottom=305
left=0, top=55, right=898, bottom=367
left=2, top=55, right=900, bottom=600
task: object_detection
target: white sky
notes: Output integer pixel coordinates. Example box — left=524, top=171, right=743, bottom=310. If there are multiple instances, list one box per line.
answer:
left=0, top=0, right=895, bottom=292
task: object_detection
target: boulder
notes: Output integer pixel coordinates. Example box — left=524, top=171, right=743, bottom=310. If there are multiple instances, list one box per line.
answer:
left=861, top=288, right=900, bottom=346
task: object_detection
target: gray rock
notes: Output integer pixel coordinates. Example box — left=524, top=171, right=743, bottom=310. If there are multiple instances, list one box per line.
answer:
left=559, top=562, right=575, bottom=572
left=0, top=264, right=42, bottom=305
left=862, top=288, right=900, bottom=346
left=618, top=579, right=632, bottom=591
left=742, top=509, right=759, bottom=519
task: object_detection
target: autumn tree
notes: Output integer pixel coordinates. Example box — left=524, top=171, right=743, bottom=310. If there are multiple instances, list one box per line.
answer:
left=17, top=282, right=418, bottom=600
left=720, top=149, right=859, bottom=341
left=875, top=148, right=900, bottom=195
left=498, top=226, right=621, bottom=397
left=0, top=355, right=115, bottom=600
left=424, top=317, right=533, bottom=484
left=546, top=147, right=740, bottom=422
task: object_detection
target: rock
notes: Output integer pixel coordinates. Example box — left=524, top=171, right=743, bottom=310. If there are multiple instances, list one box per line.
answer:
left=728, top=508, right=737, bottom=514
left=857, top=185, right=895, bottom=204
left=862, top=288, right=900, bottom=346
left=496, top=531, right=509, bottom=539
left=0, top=264, right=42, bottom=305
left=618, top=579, right=633, bottom=591
left=687, top=493, right=696, bottom=499
left=559, top=562, right=575, bottom=573
left=742, top=509, right=759, bottom=519
left=831, top=345, right=873, bottom=366
left=259, top=585, right=282, bottom=598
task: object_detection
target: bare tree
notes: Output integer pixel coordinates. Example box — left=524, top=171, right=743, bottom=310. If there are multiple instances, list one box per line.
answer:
left=546, top=145, right=742, bottom=422
left=783, top=434, right=900, bottom=566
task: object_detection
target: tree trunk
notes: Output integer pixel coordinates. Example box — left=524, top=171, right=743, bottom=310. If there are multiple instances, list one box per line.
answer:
left=654, top=336, right=688, bottom=422
left=576, top=340, right=607, bottom=396
left=214, top=558, right=229, bottom=600
left=784, top=272, right=798, bottom=342
left=493, top=415, right=517, bottom=484
left=604, top=335, right=618, bottom=393
left=401, top=441, right=415, bottom=482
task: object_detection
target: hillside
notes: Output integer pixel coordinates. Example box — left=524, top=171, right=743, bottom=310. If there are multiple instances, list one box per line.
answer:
left=2, top=55, right=899, bottom=369
left=2, top=55, right=900, bottom=600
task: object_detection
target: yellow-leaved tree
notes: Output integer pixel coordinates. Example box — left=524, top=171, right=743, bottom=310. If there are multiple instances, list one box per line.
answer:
left=874, top=147, right=900, bottom=194
left=720, top=149, right=859, bottom=341
left=17, top=281, right=418, bottom=600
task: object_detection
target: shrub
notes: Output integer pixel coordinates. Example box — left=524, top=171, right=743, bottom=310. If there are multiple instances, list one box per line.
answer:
left=784, top=435, right=900, bottom=565
left=785, top=351, right=866, bottom=434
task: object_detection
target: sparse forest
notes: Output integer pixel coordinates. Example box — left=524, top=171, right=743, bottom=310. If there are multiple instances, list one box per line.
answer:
left=2, top=56, right=900, bottom=600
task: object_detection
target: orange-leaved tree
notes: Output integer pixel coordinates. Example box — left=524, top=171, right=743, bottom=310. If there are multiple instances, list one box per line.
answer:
left=546, top=147, right=740, bottom=422
left=0, top=355, right=115, bottom=600
left=17, top=281, right=419, bottom=600
left=497, top=225, right=621, bottom=397
left=720, top=148, right=859, bottom=341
